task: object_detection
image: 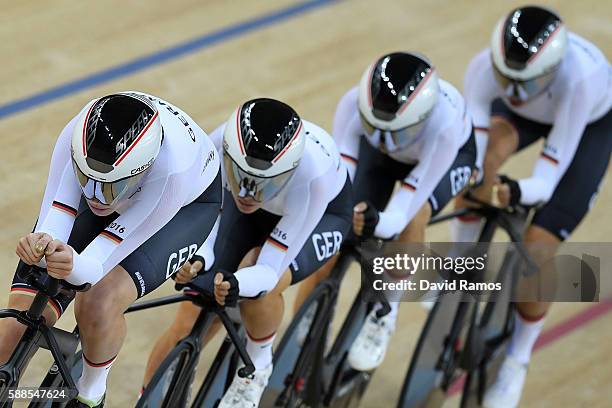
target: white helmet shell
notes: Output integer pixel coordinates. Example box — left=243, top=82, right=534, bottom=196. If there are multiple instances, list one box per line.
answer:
left=71, top=92, right=162, bottom=182
left=223, top=98, right=305, bottom=178
left=490, top=6, right=567, bottom=81
left=358, top=52, right=439, bottom=132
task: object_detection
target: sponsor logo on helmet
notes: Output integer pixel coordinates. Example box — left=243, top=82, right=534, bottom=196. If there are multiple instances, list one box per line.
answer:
left=130, top=157, right=155, bottom=175
left=273, top=118, right=300, bottom=156
left=202, top=150, right=215, bottom=174
left=123, top=92, right=156, bottom=110
left=115, top=109, right=152, bottom=158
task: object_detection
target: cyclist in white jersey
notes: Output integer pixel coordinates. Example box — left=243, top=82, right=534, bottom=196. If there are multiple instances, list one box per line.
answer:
left=294, top=52, right=478, bottom=372
left=0, top=92, right=222, bottom=407
left=452, top=6, right=612, bottom=408
left=142, top=98, right=352, bottom=407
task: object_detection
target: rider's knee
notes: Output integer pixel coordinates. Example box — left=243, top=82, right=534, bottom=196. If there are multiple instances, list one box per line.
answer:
left=75, top=282, right=126, bottom=329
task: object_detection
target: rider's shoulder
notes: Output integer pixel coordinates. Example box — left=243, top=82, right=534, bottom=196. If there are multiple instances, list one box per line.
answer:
left=337, top=86, right=359, bottom=111
left=466, top=49, right=493, bottom=74
left=438, top=80, right=464, bottom=105
left=302, top=121, right=338, bottom=160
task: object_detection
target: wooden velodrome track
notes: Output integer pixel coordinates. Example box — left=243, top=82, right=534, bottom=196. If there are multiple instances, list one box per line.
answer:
left=1, top=0, right=610, bottom=406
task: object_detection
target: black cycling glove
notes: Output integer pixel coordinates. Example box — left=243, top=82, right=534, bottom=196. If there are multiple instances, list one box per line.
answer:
left=360, top=201, right=380, bottom=240
left=215, top=269, right=240, bottom=307
left=189, top=255, right=206, bottom=273
left=173, top=255, right=206, bottom=291
left=498, top=174, right=522, bottom=207
left=185, top=269, right=239, bottom=307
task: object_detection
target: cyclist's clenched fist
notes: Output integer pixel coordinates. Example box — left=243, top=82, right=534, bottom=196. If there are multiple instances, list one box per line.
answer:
left=175, top=258, right=204, bottom=284
left=44, top=240, right=73, bottom=279
left=16, top=232, right=53, bottom=265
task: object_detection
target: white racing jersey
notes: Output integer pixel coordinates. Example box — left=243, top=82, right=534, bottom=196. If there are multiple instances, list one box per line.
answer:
left=201, top=121, right=347, bottom=297
left=334, top=80, right=472, bottom=239
left=34, top=92, right=220, bottom=286
left=465, top=33, right=612, bottom=205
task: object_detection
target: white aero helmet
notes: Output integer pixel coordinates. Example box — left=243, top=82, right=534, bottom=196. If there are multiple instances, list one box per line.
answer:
left=358, top=52, right=439, bottom=152
left=71, top=92, right=162, bottom=209
left=491, top=5, right=567, bottom=103
left=223, top=98, right=305, bottom=202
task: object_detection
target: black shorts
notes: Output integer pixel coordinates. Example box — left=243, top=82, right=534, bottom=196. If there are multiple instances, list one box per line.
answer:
left=352, top=132, right=477, bottom=217
left=11, top=173, right=222, bottom=316
left=491, top=99, right=612, bottom=240
left=209, top=178, right=353, bottom=285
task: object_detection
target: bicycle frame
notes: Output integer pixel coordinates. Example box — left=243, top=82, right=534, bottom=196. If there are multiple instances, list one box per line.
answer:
left=137, top=296, right=254, bottom=408
left=399, top=197, right=536, bottom=408
left=268, top=243, right=392, bottom=407
left=0, top=281, right=80, bottom=406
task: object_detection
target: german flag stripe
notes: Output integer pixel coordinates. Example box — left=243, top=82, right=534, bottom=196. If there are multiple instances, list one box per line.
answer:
left=401, top=181, right=417, bottom=192
left=267, top=236, right=288, bottom=251
left=340, top=154, right=357, bottom=165
left=246, top=329, right=277, bottom=343
left=100, top=230, right=123, bottom=244
left=52, top=201, right=77, bottom=217
left=84, top=354, right=116, bottom=368
left=10, top=287, right=62, bottom=318
left=541, top=152, right=559, bottom=165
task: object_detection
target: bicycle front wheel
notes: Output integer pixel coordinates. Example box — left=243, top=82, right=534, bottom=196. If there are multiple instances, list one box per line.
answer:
left=398, top=291, right=472, bottom=408
left=262, top=280, right=334, bottom=407
left=137, top=342, right=195, bottom=408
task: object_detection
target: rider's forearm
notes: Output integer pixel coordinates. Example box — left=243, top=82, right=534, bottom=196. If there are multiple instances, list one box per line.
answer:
left=35, top=201, right=77, bottom=244
left=234, top=264, right=278, bottom=298
left=68, top=249, right=104, bottom=286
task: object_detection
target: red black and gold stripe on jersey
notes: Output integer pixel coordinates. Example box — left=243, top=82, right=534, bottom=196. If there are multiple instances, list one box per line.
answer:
left=340, top=153, right=357, bottom=166
left=401, top=180, right=417, bottom=192
left=51, top=201, right=77, bottom=217
left=100, top=230, right=123, bottom=244
left=541, top=152, right=559, bottom=165
left=267, top=236, right=288, bottom=252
